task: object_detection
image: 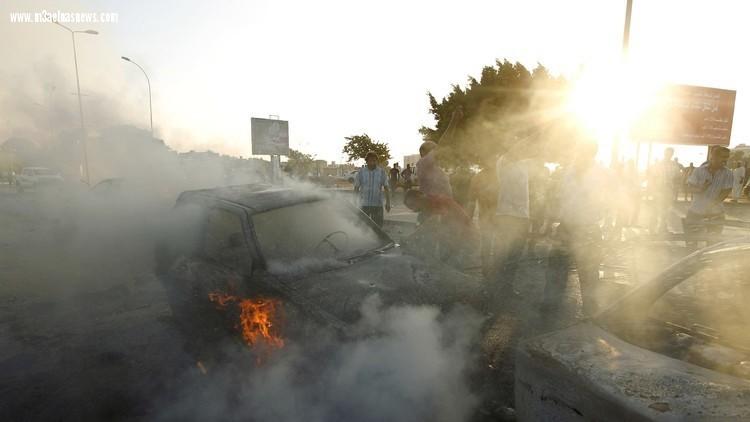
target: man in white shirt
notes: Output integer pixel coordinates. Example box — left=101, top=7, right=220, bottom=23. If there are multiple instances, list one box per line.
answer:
left=684, top=146, right=733, bottom=244
left=543, top=141, right=611, bottom=316
left=492, top=145, right=530, bottom=296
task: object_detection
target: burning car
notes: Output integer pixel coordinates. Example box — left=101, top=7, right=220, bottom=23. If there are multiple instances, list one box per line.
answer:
left=156, top=184, right=483, bottom=351
left=516, top=238, right=750, bottom=421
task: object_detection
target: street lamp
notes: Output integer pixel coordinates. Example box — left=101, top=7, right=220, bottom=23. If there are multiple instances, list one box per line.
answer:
left=121, top=56, right=153, bottom=135
left=611, top=0, right=635, bottom=166
left=53, top=21, right=98, bottom=186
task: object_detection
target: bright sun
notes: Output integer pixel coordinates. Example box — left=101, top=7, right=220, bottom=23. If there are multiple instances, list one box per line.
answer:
left=565, top=63, right=661, bottom=155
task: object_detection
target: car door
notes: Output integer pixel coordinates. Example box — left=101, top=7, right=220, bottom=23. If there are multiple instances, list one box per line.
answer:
left=190, top=205, right=254, bottom=296
left=164, top=204, right=255, bottom=318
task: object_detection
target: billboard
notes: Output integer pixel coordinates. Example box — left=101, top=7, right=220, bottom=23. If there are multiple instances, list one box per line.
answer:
left=251, top=117, right=289, bottom=155
left=631, top=85, right=736, bottom=146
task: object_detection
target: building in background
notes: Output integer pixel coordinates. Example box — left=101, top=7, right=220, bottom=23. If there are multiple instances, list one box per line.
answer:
left=404, top=154, right=420, bottom=169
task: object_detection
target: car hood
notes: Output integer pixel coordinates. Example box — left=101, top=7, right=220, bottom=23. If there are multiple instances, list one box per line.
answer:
left=516, top=322, right=750, bottom=421
left=266, top=247, right=484, bottom=324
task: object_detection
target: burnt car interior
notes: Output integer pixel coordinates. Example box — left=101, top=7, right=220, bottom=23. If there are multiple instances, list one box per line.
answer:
left=252, top=198, right=392, bottom=264
left=601, top=255, right=750, bottom=380
left=203, top=207, right=253, bottom=275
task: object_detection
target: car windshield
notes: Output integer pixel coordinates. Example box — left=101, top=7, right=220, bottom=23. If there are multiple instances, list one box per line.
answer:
left=601, top=245, right=750, bottom=379
left=252, top=198, right=390, bottom=268
left=648, top=254, right=750, bottom=351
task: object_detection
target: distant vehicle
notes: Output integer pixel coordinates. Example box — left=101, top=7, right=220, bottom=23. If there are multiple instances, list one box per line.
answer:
left=516, top=238, right=750, bottom=421
left=156, top=184, right=482, bottom=347
left=335, top=169, right=358, bottom=185
left=14, top=167, right=64, bottom=192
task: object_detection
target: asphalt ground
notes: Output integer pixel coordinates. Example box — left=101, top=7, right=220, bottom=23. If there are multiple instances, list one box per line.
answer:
left=1, top=183, right=749, bottom=421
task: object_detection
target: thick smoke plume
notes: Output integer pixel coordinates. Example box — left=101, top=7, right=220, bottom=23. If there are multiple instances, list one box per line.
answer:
left=156, top=295, right=482, bottom=422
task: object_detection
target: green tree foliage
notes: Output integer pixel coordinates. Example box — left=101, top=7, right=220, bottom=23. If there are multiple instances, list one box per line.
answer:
left=285, top=148, right=316, bottom=177
left=342, top=134, right=392, bottom=165
left=420, top=59, right=570, bottom=167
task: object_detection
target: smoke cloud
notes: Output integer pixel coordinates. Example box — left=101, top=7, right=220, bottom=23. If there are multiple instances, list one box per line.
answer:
left=156, top=295, right=482, bottom=422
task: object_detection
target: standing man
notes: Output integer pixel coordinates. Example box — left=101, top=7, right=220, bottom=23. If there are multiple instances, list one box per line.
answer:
left=401, top=164, right=413, bottom=191
left=354, top=151, right=391, bottom=227
left=389, top=163, right=401, bottom=193
left=683, top=162, right=696, bottom=201
left=685, top=146, right=734, bottom=245
left=417, top=107, right=462, bottom=199
left=649, top=147, right=681, bottom=234
left=732, top=161, right=746, bottom=202
left=468, top=154, right=498, bottom=278
left=493, top=144, right=530, bottom=296
left=417, top=141, right=453, bottom=199
left=543, top=141, right=611, bottom=316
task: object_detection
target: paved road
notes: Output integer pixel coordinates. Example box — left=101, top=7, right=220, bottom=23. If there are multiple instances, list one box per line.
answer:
left=1, top=186, right=748, bottom=421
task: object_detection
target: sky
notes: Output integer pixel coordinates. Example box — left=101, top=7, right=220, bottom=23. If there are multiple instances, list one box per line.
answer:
left=2, top=0, right=749, bottom=166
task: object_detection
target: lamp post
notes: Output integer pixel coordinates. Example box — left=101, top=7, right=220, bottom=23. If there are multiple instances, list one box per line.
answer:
left=623, top=0, right=633, bottom=55
left=612, top=0, right=634, bottom=167
left=121, top=56, right=153, bottom=135
left=54, top=21, right=98, bottom=185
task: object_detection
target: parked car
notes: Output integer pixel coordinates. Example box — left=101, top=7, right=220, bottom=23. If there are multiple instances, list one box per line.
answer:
left=14, top=167, right=64, bottom=191
left=156, top=184, right=483, bottom=345
left=335, top=169, right=358, bottom=185
left=516, top=238, right=750, bottom=421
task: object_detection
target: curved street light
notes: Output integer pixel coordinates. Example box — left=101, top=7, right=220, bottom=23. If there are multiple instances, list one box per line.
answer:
left=121, top=56, right=153, bottom=135
left=53, top=21, right=98, bottom=185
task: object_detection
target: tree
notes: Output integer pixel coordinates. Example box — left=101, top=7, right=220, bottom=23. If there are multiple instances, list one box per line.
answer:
left=342, top=134, right=392, bottom=165
left=420, top=59, right=569, bottom=167
left=285, top=148, right=316, bottom=177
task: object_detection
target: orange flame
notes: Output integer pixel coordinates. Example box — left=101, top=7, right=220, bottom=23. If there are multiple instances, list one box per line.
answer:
left=208, top=292, right=285, bottom=349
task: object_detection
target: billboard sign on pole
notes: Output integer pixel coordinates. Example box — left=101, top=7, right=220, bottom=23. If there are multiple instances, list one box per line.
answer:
left=631, top=85, right=736, bottom=146
left=251, top=117, right=289, bottom=155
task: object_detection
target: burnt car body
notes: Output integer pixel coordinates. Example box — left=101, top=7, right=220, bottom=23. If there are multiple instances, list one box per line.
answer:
left=516, top=239, right=750, bottom=421
left=156, top=184, right=483, bottom=341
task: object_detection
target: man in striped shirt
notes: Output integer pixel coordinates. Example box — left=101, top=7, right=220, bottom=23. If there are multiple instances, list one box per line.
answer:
left=684, top=146, right=733, bottom=246
left=354, top=151, right=391, bottom=227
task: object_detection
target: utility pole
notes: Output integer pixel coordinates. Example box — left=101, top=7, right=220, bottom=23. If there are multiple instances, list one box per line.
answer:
left=623, top=0, right=633, bottom=54
left=53, top=21, right=98, bottom=185
left=612, top=0, right=634, bottom=167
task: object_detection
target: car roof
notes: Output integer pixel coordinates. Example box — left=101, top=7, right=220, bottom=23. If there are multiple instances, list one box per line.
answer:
left=177, top=183, right=329, bottom=213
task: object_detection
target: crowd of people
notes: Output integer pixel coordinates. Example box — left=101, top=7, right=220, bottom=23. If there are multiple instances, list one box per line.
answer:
left=352, top=142, right=746, bottom=316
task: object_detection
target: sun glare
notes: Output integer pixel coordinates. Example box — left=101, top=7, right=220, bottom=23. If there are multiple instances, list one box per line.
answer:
left=565, top=63, right=661, bottom=154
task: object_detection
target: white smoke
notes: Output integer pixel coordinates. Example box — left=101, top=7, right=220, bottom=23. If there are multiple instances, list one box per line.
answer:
left=156, top=295, right=482, bottom=422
